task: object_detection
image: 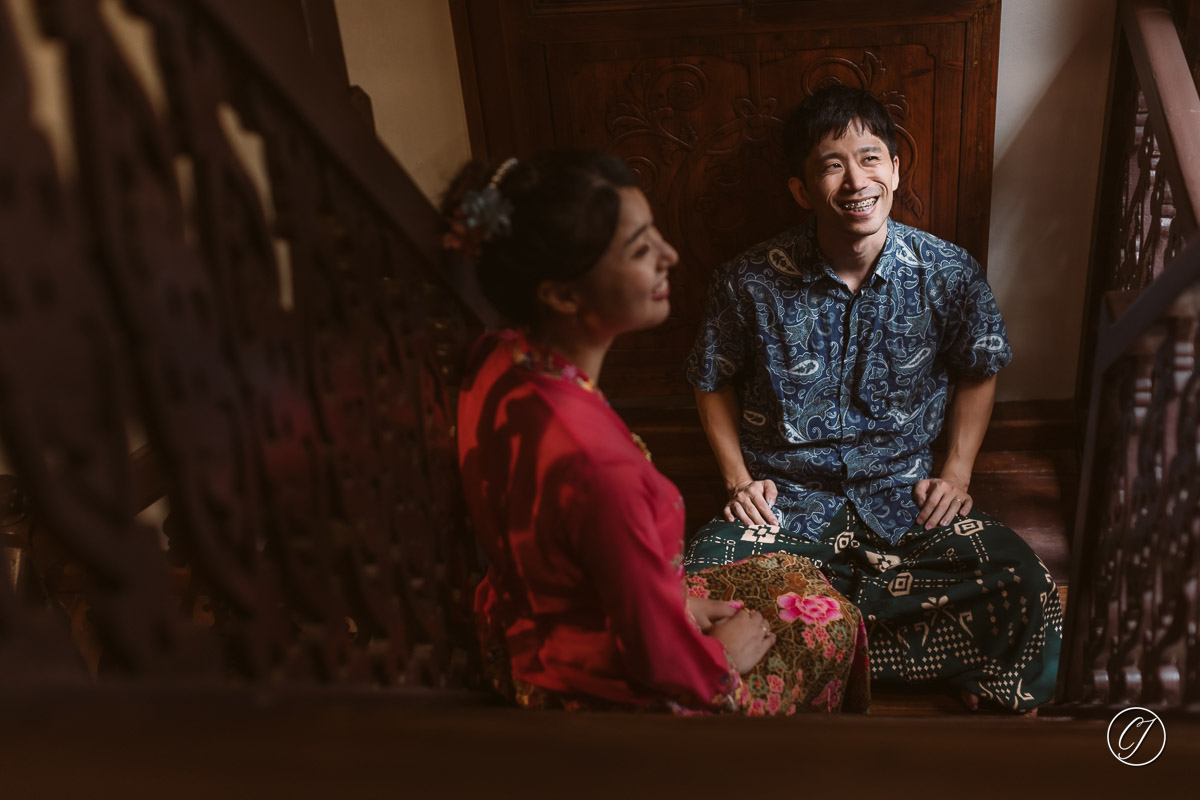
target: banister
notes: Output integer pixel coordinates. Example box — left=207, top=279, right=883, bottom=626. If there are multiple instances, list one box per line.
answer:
left=1123, top=0, right=1200, bottom=238
left=192, top=0, right=494, bottom=327
left=0, top=0, right=486, bottom=687
left=1062, top=0, right=1200, bottom=711
left=1095, top=231, right=1200, bottom=371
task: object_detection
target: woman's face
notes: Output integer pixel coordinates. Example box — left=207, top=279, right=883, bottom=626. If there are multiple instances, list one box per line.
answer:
left=574, top=187, right=678, bottom=338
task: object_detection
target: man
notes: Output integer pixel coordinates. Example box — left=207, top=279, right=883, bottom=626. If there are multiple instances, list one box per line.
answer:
left=683, top=85, right=1061, bottom=712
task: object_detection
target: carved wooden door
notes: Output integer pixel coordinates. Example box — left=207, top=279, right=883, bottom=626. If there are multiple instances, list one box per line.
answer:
left=450, top=0, right=1001, bottom=528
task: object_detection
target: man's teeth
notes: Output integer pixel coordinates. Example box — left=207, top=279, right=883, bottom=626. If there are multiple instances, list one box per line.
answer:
left=841, top=198, right=877, bottom=211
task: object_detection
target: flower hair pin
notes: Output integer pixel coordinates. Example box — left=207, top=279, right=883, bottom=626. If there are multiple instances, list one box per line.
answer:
left=443, top=158, right=518, bottom=260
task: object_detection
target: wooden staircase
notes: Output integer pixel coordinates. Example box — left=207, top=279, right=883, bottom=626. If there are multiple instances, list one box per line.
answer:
left=3, top=13, right=1200, bottom=800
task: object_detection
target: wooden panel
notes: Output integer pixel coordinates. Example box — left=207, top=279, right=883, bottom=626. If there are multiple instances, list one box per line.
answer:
left=453, top=0, right=1001, bottom=404
left=548, top=32, right=955, bottom=401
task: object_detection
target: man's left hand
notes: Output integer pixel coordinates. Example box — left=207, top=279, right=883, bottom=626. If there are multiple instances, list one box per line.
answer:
left=914, top=477, right=973, bottom=530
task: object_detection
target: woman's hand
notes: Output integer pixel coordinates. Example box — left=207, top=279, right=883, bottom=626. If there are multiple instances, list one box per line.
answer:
left=709, top=608, right=775, bottom=674
left=686, top=596, right=740, bottom=632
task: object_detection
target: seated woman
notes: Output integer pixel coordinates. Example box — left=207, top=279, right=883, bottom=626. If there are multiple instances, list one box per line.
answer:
left=447, top=150, right=869, bottom=714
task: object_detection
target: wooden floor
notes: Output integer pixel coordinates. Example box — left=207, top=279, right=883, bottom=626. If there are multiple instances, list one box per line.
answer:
left=2, top=693, right=1195, bottom=798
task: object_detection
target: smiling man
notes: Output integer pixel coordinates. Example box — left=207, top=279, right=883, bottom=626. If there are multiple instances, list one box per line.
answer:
left=682, top=86, right=1062, bottom=713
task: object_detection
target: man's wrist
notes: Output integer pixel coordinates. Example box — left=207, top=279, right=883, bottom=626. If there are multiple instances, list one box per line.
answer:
left=723, top=474, right=753, bottom=494
left=939, top=461, right=972, bottom=489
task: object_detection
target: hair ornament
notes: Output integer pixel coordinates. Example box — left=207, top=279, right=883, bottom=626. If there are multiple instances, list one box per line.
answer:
left=442, top=158, right=520, bottom=260
left=461, top=157, right=518, bottom=240
left=488, top=157, right=519, bottom=189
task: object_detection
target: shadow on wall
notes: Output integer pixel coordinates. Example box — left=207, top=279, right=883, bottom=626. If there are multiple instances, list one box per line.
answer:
left=987, top=30, right=1114, bottom=403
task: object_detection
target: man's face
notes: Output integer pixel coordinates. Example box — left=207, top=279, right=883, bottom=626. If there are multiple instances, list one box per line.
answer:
left=788, top=120, right=899, bottom=249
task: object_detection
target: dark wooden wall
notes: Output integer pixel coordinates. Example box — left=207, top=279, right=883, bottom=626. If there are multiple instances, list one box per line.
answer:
left=450, top=0, right=1002, bottom=528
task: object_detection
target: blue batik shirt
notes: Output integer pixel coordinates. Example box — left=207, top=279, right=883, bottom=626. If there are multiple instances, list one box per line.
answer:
left=685, top=218, right=1012, bottom=544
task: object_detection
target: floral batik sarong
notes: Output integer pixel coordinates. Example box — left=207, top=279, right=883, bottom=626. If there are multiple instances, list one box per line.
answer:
left=477, top=552, right=870, bottom=714
left=685, top=504, right=1062, bottom=712
left=685, top=553, right=870, bottom=714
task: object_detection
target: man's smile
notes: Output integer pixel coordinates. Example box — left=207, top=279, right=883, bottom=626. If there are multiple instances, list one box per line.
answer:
left=839, top=197, right=879, bottom=212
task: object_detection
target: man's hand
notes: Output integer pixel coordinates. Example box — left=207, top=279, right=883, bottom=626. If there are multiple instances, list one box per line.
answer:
left=724, top=479, right=778, bottom=526
left=914, top=476, right=973, bottom=529
left=686, top=596, right=740, bottom=632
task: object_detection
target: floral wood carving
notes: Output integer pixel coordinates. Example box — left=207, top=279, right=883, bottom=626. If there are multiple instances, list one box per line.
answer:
left=564, top=45, right=936, bottom=396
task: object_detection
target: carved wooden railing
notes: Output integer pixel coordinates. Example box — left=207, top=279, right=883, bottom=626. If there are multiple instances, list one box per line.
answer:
left=0, top=0, right=485, bottom=691
left=1062, top=0, right=1200, bottom=711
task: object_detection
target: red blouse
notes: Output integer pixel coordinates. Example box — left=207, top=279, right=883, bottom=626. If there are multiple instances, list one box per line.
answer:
left=457, top=330, right=738, bottom=710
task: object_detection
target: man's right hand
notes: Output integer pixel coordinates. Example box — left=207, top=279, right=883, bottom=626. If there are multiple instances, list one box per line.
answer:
left=724, top=479, right=778, bottom=526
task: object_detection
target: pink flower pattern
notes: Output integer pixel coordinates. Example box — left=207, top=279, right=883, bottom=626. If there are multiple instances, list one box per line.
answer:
left=678, top=554, right=871, bottom=716
left=802, top=625, right=830, bottom=649
left=778, top=593, right=844, bottom=625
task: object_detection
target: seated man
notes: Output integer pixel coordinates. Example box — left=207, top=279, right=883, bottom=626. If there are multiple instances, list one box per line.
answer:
left=683, top=85, right=1062, bottom=712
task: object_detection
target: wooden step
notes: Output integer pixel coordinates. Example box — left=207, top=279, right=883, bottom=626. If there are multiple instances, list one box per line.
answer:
left=3, top=695, right=1196, bottom=795
left=964, top=449, right=1076, bottom=584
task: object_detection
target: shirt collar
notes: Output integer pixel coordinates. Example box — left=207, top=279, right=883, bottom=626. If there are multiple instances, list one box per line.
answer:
left=795, top=218, right=898, bottom=291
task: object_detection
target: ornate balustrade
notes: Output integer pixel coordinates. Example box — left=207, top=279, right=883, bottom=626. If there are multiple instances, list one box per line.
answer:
left=0, top=0, right=483, bottom=690
left=1062, top=0, right=1200, bottom=711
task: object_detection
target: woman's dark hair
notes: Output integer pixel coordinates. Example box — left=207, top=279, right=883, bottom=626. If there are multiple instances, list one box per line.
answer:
left=441, top=150, right=639, bottom=327
left=782, top=86, right=898, bottom=180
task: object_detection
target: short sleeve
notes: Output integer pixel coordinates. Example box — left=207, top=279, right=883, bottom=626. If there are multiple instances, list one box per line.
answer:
left=566, top=461, right=739, bottom=710
left=685, top=264, right=749, bottom=391
left=940, top=256, right=1013, bottom=378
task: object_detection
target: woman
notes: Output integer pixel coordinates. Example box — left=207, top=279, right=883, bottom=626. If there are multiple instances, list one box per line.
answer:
left=448, top=150, right=869, bottom=714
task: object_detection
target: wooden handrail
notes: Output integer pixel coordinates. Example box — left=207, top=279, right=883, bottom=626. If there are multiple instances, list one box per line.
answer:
left=195, top=0, right=494, bottom=327
left=1095, top=232, right=1200, bottom=371
left=1124, top=0, right=1200, bottom=238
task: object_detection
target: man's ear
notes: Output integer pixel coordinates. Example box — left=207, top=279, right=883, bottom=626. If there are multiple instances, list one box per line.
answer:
left=536, top=280, right=580, bottom=316
left=890, top=155, right=900, bottom=191
left=788, top=176, right=812, bottom=210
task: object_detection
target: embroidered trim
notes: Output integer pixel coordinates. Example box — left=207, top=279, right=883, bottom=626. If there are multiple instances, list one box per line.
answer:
left=510, top=339, right=602, bottom=398
left=509, top=333, right=653, bottom=462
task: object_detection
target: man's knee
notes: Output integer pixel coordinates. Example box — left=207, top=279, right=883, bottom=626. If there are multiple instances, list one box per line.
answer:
left=980, top=520, right=1057, bottom=596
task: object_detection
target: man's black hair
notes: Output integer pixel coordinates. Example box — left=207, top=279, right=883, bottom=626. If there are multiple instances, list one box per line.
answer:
left=782, top=85, right=898, bottom=179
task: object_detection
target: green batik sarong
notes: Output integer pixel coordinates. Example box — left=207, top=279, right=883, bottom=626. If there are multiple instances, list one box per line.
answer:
left=684, top=504, right=1063, bottom=712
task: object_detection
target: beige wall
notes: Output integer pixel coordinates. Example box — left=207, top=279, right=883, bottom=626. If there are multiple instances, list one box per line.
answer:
left=339, top=0, right=1117, bottom=402
left=988, top=0, right=1116, bottom=401
left=335, top=0, right=471, bottom=205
